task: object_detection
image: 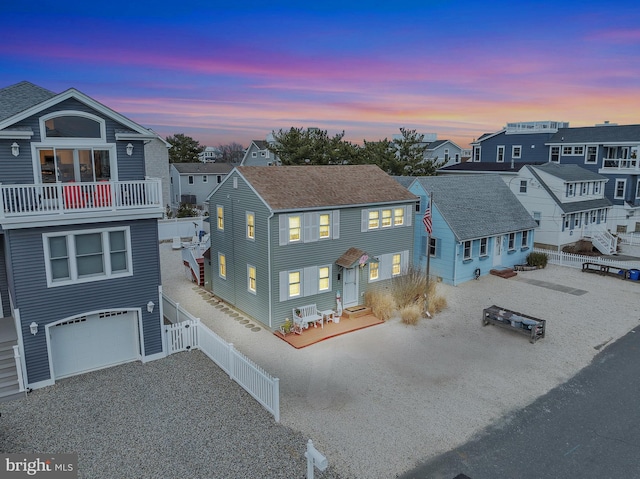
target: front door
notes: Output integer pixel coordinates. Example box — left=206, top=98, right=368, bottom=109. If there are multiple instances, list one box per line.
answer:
left=343, top=267, right=358, bottom=307
left=493, top=235, right=503, bottom=267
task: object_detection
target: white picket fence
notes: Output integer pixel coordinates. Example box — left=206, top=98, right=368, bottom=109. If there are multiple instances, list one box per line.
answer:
left=533, top=248, right=640, bottom=270
left=162, top=294, right=280, bottom=422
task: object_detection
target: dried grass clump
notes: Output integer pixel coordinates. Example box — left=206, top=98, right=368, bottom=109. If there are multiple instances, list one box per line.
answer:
left=364, top=290, right=396, bottom=321
left=392, top=265, right=428, bottom=309
left=429, top=294, right=448, bottom=314
left=400, top=304, right=422, bottom=325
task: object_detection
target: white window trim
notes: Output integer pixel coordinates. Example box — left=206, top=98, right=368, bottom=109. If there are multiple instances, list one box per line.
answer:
left=203, top=175, right=208, bottom=183
left=615, top=179, right=626, bottom=199
left=288, top=270, right=302, bottom=298
left=463, top=240, right=472, bottom=260
left=479, top=237, right=488, bottom=256
left=550, top=146, right=560, bottom=163
left=473, top=146, right=481, bottom=162
left=43, top=226, right=133, bottom=288
left=496, top=145, right=505, bottom=163
left=39, top=110, right=107, bottom=142
left=368, top=251, right=408, bottom=282
left=248, top=265, right=256, bottom=294
left=508, top=232, right=516, bottom=251
left=279, top=265, right=333, bottom=300
left=585, top=146, right=598, bottom=164
left=188, top=175, right=194, bottom=184
left=216, top=205, right=224, bottom=231
left=362, top=206, right=412, bottom=232
left=636, top=179, right=640, bottom=199
left=521, top=230, right=529, bottom=248
left=31, top=143, right=118, bottom=184
left=252, top=151, right=257, bottom=158
left=218, top=252, right=226, bottom=279
left=512, top=145, right=522, bottom=159
left=246, top=211, right=255, bottom=240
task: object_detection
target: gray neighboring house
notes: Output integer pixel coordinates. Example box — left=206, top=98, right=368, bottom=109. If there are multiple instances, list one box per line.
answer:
left=170, top=162, right=233, bottom=213
left=205, top=165, right=417, bottom=331
left=240, top=139, right=280, bottom=166
left=0, top=81, right=165, bottom=395
left=425, top=139, right=464, bottom=167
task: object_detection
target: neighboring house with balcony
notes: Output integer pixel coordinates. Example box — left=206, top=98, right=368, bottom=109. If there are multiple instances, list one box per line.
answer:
left=205, top=165, right=417, bottom=331
left=447, top=120, right=640, bottom=233
left=0, top=81, right=165, bottom=395
left=169, top=162, right=233, bottom=214
left=508, top=163, right=614, bottom=253
left=198, top=146, right=222, bottom=163
left=406, top=175, right=538, bottom=285
left=240, top=139, right=280, bottom=166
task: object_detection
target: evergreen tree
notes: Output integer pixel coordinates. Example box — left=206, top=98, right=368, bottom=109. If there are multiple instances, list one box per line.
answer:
left=166, top=133, right=204, bottom=163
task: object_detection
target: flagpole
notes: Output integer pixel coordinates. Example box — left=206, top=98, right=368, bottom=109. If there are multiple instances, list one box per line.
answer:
left=425, top=193, right=432, bottom=314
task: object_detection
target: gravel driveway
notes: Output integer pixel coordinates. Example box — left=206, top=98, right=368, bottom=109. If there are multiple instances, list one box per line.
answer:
left=0, top=351, right=342, bottom=479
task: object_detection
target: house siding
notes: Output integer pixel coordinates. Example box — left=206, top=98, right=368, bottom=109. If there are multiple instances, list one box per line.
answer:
left=0, top=235, right=8, bottom=317
left=8, top=219, right=161, bottom=384
left=476, top=131, right=554, bottom=164
left=270, top=204, right=414, bottom=330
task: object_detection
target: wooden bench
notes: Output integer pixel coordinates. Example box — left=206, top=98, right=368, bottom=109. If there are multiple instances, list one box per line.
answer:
left=293, top=304, right=324, bottom=329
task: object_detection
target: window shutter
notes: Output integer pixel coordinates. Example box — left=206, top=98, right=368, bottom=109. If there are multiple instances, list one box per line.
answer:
left=332, top=210, right=340, bottom=239
left=303, top=212, right=317, bottom=243
left=406, top=205, right=412, bottom=226
left=279, top=215, right=288, bottom=246
left=303, top=266, right=318, bottom=296
left=279, top=270, right=288, bottom=302
left=361, top=209, right=368, bottom=232
left=401, top=250, right=409, bottom=273
left=379, top=253, right=392, bottom=280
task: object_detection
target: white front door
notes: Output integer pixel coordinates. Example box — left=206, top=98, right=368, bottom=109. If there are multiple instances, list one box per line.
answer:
left=49, top=311, right=140, bottom=379
left=493, top=235, right=503, bottom=267
left=343, top=267, right=359, bottom=307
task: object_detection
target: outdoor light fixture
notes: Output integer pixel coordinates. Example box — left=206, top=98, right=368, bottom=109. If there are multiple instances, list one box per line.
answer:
left=147, top=301, right=155, bottom=313
left=126, top=143, right=134, bottom=156
left=11, top=142, right=19, bottom=157
left=29, top=322, right=38, bottom=335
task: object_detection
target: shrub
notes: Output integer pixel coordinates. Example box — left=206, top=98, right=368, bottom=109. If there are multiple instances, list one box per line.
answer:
left=400, top=304, right=422, bottom=325
left=392, top=265, right=429, bottom=309
left=526, top=251, right=548, bottom=268
left=364, top=290, right=396, bottom=321
left=429, top=294, right=448, bottom=314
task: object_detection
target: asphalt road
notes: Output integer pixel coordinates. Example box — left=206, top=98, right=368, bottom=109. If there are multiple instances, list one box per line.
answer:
left=400, top=325, right=640, bottom=479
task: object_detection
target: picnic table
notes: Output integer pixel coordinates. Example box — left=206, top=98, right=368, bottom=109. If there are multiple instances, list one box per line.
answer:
left=482, top=305, right=546, bottom=343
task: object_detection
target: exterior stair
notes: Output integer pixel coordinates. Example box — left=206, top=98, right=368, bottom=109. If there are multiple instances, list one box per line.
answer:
left=0, top=340, right=24, bottom=403
left=490, top=268, right=518, bottom=279
left=590, top=229, right=618, bottom=255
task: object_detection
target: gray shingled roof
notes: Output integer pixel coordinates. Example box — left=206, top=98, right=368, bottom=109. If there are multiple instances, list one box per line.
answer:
left=237, top=165, right=417, bottom=211
left=0, top=81, right=56, bottom=122
left=392, top=176, right=415, bottom=188
left=413, top=175, right=538, bottom=241
left=525, top=164, right=612, bottom=214
left=549, top=124, right=640, bottom=143
left=439, top=161, right=545, bottom=173
left=531, top=162, right=606, bottom=182
left=173, top=163, right=234, bottom=174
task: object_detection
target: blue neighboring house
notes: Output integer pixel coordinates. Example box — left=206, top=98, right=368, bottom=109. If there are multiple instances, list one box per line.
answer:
left=443, top=120, right=640, bottom=234
left=406, top=175, right=538, bottom=285
left=0, top=81, right=165, bottom=396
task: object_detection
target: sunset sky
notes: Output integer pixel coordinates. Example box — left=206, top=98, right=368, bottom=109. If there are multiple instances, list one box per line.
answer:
left=2, top=1, right=639, bottom=149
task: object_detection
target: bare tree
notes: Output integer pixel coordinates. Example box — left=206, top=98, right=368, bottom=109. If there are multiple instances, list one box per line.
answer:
left=218, top=142, right=245, bottom=164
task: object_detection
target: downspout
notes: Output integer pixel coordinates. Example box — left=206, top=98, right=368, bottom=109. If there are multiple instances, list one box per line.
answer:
left=453, top=241, right=459, bottom=286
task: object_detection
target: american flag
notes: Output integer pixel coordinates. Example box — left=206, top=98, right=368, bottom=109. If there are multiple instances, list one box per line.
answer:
left=422, top=203, right=432, bottom=234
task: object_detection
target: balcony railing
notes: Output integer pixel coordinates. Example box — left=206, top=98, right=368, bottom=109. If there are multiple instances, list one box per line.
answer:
left=602, top=158, right=640, bottom=170
left=0, top=179, right=162, bottom=219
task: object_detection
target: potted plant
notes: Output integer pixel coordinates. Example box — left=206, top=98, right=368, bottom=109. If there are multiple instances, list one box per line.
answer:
left=280, top=318, right=292, bottom=335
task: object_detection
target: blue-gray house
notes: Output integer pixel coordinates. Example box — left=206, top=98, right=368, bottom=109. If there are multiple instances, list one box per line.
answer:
left=206, top=165, right=418, bottom=331
left=0, top=81, right=165, bottom=395
left=446, top=120, right=640, bottom=234
left=407, top=175, right=538, bottom=285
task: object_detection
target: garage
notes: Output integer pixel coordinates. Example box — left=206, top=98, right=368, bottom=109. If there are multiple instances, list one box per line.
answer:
left=49, top=311, right=140, bottom=379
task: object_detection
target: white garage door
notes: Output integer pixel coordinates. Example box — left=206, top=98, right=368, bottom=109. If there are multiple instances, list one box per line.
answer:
left=50, top=311, right=140, bottom=379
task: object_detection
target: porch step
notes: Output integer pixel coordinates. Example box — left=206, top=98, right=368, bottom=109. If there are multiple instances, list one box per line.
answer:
left=343, top=306, right=372, bottom=319
left=490, top=268, right=518, bottom=279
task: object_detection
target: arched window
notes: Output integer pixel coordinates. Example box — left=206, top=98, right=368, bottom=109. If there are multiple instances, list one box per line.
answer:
left=44, top=115, right=102, bottom=139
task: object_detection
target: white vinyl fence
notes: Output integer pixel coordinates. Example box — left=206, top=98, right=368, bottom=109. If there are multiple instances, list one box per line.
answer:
left=618, top=232, right=640, bottom=246
left=162, top=294, right=280, bottom=422
left=533, top=248, right=640, bottom=270
left=158, top=217, right=205, bottom=241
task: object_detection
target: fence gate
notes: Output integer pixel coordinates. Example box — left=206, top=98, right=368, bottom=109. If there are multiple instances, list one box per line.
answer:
left=165, top=319, right=199, bottom=354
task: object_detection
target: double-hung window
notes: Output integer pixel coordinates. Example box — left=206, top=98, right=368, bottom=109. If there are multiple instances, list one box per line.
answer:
left=521, top=230, right=529, bottom=248
left=319, top=214, right=330, bottom=238
left=512, top=146, right=521, bottom=159
left=217, top=206, right=224, bottom=230
left=368, top=211, right=379, bottom=229
left=248, top=265, right=256, bottom=293
left=188, top=175, right=194, bottom=184
left=615, top=179, right=626, bottom=199
left=392, top=254, right=402, bottom=276
left=519, top=180, right=527, bottom=193
left=586, top=146, right=597, bottom=164
left=246, top=212, right=255, bottom=240
left=428, top=237, right=437, bottom=257
left=480, top=238, right=488, bottom=256
left=369, top=262, right=379, bottom=281
left=44, top=227, right=132, bottom=287
left=394, top=208, right=404, bottom=226
left=288, top=271, right=301, bottom=297
left=497, top=146, right=505, bottom=163
left=289, top=216, right=301, bottom=241
left=463, top=240, right=472, bottom=260
left=508, top=232, right=516, bottom=250
left=550, top=146, right=560, bottom=162
left=318, top=267, right=330, bottom=291
left=218, top=253, right=226, bottom=278
left=382, top=209, right=392, bottom=228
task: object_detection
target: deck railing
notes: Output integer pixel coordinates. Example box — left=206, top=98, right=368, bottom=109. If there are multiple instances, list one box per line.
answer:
left=0, top=179, right=162, bottom=218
